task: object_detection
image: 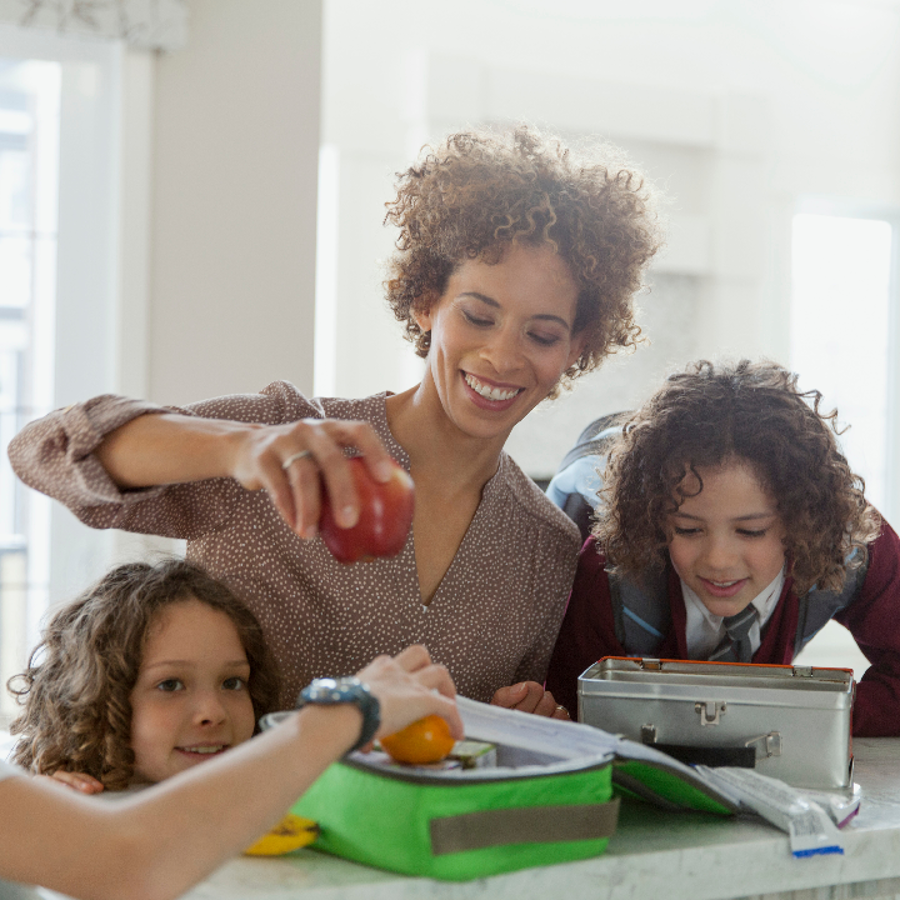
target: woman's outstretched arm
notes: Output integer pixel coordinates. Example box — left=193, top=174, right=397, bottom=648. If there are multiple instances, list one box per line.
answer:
left=9, top=389, right=396, bottom=540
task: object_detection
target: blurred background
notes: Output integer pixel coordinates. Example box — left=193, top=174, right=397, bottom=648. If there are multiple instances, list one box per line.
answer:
left=2, top=0, right=898, bottom=718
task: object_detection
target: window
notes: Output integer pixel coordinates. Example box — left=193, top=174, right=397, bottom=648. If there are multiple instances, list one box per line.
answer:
left=0, top=57, right=59, bottom=721
left=790, top=206, right=900, bottom=676
left=0, top=29, right=122, bottom=724
left=791, top=211, right=897, bottom=517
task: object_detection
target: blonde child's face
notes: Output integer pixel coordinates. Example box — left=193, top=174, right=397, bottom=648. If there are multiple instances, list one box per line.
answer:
left=129, top=597, right=256, bottom=784
left=667, top=460, right=787, bottom=618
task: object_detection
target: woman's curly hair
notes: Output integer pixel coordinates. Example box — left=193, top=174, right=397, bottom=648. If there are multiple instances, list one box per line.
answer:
left=597, top=359, right=881, bottom=596
left=384, top=125, right=663, bottom=386
left=6, top=559, right=280, bottom=790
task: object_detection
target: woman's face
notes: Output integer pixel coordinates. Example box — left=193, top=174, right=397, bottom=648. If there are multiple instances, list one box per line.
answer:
left=129, top=598, right=255, bottom=784
left=415, top=242, right=584, bottom=444
left=667, top=461, right=787, bottom=618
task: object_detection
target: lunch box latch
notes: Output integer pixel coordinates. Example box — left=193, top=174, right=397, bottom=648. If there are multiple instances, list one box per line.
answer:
left=744, top=731, right=783, bottom=760
left=695, top=701, right=727, bottom=726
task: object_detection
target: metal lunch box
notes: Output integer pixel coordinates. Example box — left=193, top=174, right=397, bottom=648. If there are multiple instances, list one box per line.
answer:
left=578, top=657, right=855, bottom=789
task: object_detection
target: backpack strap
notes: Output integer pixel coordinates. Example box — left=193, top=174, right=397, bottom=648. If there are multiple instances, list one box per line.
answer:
left=608, top=567, right=671, bottom=657
left=556, top=412, right=628, bottom=473
left=547, top=413, right=629, bottom=543
left=793, top=553, right=869, bottom=657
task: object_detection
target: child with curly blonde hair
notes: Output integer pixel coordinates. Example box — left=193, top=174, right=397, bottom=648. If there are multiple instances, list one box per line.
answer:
left=546, top=359, right=900, bottom=736
left=8, top=558, right=280, bottom=791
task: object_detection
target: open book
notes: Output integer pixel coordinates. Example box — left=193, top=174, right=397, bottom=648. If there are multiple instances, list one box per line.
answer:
left=457, top=696, right=739, bottom=814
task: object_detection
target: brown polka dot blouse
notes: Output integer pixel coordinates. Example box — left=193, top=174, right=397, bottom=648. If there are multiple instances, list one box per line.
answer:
left=8, top=383, right=581, bottom=708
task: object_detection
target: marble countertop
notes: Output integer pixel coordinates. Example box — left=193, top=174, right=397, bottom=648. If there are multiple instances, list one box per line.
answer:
left=183, top=737, right=900, bottom=900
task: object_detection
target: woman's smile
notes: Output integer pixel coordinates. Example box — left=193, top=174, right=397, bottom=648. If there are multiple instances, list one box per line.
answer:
left=462, top=372, right=524, bottom=407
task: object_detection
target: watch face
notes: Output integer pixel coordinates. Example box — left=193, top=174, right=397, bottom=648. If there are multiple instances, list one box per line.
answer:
left=315, top=678, right=339, bottom=696
left=297, top=677, right=380, bottom=753
left=305, top=677, right=361, bottom=704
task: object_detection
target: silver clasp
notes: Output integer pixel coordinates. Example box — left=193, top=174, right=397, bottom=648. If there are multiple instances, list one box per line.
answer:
left=744, top=732, right=783, bottom=759
left=695, top=700, right=727, bottom=726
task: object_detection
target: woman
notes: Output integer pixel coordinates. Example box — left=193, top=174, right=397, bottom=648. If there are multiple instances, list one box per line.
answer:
left=9, top=126, right=661, bottom=713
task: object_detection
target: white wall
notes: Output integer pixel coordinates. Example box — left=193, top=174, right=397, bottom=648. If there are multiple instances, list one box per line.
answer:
left=107, top=0, right=323, bottom=567
left=145, top=0, right=322, bottom=406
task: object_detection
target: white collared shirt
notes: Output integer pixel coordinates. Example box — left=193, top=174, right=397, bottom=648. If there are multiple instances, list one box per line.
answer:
left=683, top=568, right=785, bottom=660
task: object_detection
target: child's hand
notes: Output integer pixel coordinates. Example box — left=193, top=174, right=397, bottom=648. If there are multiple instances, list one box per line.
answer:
left=357, top=645, right=464, bottom=742
left=490, top=682, right=571, bottom=720
left=46, top=770, right=105, bottom=794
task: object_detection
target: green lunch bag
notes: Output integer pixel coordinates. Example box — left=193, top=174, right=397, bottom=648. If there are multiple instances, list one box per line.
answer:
left=291, top=743, right=619, bottom=881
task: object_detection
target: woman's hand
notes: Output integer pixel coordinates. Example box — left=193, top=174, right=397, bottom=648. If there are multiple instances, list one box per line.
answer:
left=45, top=770, right=105, bottom=794
left=229, top=418, right=397, bottom=540
left=490, top=682, right=571, bottom=720
left=97, top=412, right=398, bottom=541
left=357, top=645, right=464, bottom=741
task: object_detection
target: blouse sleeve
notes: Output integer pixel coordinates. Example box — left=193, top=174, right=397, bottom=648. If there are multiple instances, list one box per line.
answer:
left=7, top=382, right=321, bottom=541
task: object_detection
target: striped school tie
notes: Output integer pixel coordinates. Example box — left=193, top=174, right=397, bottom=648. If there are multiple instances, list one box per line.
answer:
left=709, top=606, right=757, bottom=663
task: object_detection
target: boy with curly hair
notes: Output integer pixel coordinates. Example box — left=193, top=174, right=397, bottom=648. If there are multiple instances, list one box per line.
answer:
left=546, top=359, right=900, bottom=735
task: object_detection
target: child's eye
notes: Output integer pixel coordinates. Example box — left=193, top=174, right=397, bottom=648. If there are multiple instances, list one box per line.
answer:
left=222, top=676, right=248, bottom=691
left=672, top=525, right=701, bottom=536
left=738, top=528, right=768, bottom=538
left=155, top=678, right=184, bottom=692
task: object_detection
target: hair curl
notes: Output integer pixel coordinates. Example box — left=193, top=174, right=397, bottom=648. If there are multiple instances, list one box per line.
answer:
left=597, top=359, right=881, bottom=595
left=384, top=125, right=663, bottom=385
left=7, top=559, right=280, bottom=790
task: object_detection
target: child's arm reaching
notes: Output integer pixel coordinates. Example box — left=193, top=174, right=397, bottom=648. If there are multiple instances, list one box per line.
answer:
left=0, top=645, right=462, bottom=900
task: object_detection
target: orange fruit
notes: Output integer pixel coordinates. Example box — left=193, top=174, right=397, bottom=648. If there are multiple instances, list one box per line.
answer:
left=379, top=714, right=456, bottom=764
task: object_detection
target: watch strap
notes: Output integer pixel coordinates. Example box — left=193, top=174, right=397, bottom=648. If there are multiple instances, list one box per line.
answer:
left=296, top=677, right=380, bottom=754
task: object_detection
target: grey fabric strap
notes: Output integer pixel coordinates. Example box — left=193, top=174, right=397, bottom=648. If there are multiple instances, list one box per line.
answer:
left=610, top=567, right=671, bottom=655
left=794, top=555, right=869, bottom=655
left=429, top=798, right=620, bottom=855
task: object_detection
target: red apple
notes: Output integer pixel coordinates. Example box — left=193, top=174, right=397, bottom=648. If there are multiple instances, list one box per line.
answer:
left=319, top=457, right=414, bottom=563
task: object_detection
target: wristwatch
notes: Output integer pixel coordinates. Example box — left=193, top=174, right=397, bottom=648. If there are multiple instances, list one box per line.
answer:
left=295, top=676, right=381, bottom=754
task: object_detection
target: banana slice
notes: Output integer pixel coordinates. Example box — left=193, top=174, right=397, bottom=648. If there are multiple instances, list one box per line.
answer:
left=243, top=813, right=320, bottom=856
